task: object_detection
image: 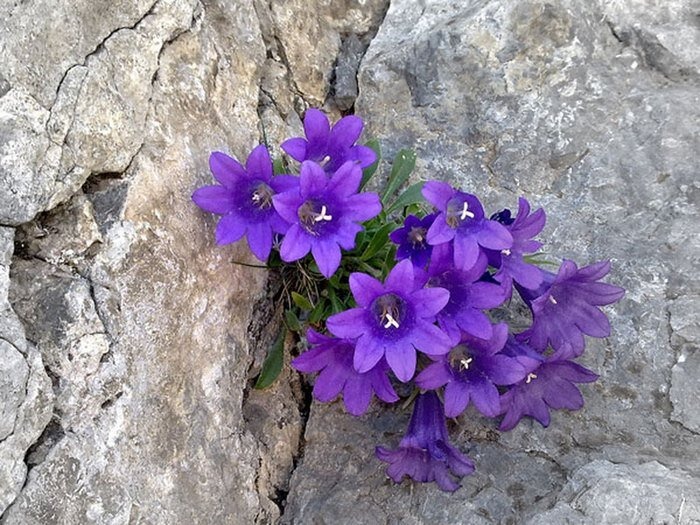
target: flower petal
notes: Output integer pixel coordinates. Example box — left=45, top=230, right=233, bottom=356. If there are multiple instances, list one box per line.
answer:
left=353, top=333, right=385, bottom=373
left=350, top=272, right=385, bottom=307
left=411, top=321, right=453, bottom=356
left=343, top=193, right=382, bottom=222
left=272, top=190, right=302, bottom=225
left=410, top=287, right=450, bottom=318
left=245, top=144, right=273, bottom=181
left=311, top=239, right=342, bottom=278
left=385, top=259, right=415, bottom=292
left=386, top=341, right=417, bottom=382
left=300, top=160, right=329, bottom=196
left=330, top=114, right=363, bottom=146
left=209, top=152, right=246, bottom=187
left=304, top=108, right=330, bottom=143
left=415, top=361, right=452, bottom=390
left=246, top=222, right=273, bottom=261
left=422, top=181, right=454, bottom=210
left=279, top=224, right=311, bottom=262
left=343, top=377, right=373, bottom=416
left=281, top=138, right=308, bottom=162
left=477, top=220, right=513, bottom=250
left=330, top=161, right=363, bottom=197
left=443, top=380, right=470, bottom=418
left=327, top=308, right=367, bottom=339
left=192, top=186, right=235, bottom=214
left=426, top=214, right=455, bottom=244
left=215, top=214, right=246, bottom=245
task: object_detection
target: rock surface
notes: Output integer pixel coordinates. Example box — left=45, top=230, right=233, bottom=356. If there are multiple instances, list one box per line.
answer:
left=0, top=0, right=698, bottom=524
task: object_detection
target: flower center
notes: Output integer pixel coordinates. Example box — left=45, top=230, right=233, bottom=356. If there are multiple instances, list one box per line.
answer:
left=446, top=197, right=475, bottom=228
left=372, top=293, right=404, bottom=330
left=298, top=200, right=333, bottom=233
left=408, top=226, right=427, bottom=247
left=251, top=183, right=274, bottom=210
left=449, top=345, right=473, bottom=371
left=501, top=249, right=511, bottom=256
left=525, top=372, right=537, bottom=384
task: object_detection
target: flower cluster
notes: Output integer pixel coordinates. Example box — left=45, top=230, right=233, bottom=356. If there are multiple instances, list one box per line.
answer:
left=193, top=109, right=625, bottom=493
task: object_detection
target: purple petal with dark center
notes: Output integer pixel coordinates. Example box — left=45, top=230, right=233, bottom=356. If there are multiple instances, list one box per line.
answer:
left=192, top=186, right=235, bottom=214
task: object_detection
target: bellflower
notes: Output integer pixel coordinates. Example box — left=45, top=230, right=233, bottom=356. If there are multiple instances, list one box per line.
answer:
left=292, top=329, right=398, bottom=416
left=488, top=197, right=546, bottom=290
left=416, top=324, right=528, bottom=418
left=281, top=108, right=377, bottom=172
left=517, top=260, right=625, bottom=358
left=326, top=259, right=453, bottom=382
left=192, top=145, right=297, bottom=260
left=272, top=160, right=381, bottom=278
left=422, top=181, right=513, bottom=272
left=376, top=391, right=475, bottom=492
left=424, top=243, right=508, bottom=344
left=389, top=213, right=437, bottom=269
left=498, top=358, right=599, bottom=431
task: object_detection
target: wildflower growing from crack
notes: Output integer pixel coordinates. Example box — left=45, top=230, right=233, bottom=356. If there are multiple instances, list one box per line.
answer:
left=422, top=181, right=513, bottom=272
left=192, top=145, right=298, bottom=260
left=517, top=259, right=625, bottom=358
left=488, top=197, right=547, bottom=290
left=416, top=323, right=528, bottom=418
left=272, top=160, right=381, bottom=278
left=376, top=391, right=475, bottom=492
left=326, top=259, right=453, bottom=382
left=498, top=357, right=599, bottom=431
left=281, top=108, right=377, bottom=172
left=291, top=329, right=398, bottom=416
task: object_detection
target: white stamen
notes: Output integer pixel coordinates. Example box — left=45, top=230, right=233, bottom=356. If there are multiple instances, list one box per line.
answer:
left=526, top=372, right=537, bottom=384
left=252, top=192, right=262, bottom=203
left=320, top=155, right=331, bottom=166
left=501, top=249, right=511, bottom=256
left=460, top=202, right=475, bottom=220
left=383, top=313, right=400, bottom=329
left=314, top=205, right=333, bottom=222
left=460, top=357, right=473, bottom=370
left=549, top=296, right=558, bottom=305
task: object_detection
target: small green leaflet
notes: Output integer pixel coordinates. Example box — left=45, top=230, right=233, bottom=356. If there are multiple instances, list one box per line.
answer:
left=385, top=182, right=425, bottom=215
left=361, top=222, right=395, bottom=261
left=381, top=149, right=416, bottom=205
left=291, top=291, right=314, bottom=311
left=360, top=139, right=381, bottom=189
left=254, top=327, right=286, bottom=390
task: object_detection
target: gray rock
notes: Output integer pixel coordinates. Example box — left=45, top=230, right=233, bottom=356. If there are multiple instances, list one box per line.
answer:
left=530, top=460, right=700, bottom=524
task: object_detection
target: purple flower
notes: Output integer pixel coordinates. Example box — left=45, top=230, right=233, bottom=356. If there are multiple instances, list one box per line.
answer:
left=326, top=259, right=453, bottom=382
left=389, top=214, right=437, bottom=269
left=192, top=145, right=297, bottom=260
left=416, top=324, right=528, bottom=418
left=517, top=260, right=625, bottom=358
left=281, top=108, right=377, bottom=172
left=488, top=197, right=546, bottom=290
left=422, top=181, right=513, bottom=272
left=424, top=243, right=509, bottom=344
left=292, top=329, right=398, bottom=416
left=498, top=358, right=598, bottom=431
left=272, top=160, right=381, bottom=278
left=376, top=391, right=475, bottom=492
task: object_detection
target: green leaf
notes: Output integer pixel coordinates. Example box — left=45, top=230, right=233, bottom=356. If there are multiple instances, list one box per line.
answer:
left=385, top=182, right=426, bottom=215
left=291, top=291, right=314, bottom=311
left=360, top=139, right=381, bottom=189
left=284, top=309, right=302, bottom=332
left=309, top=298, right=327, bottom=324
left=361, top=222, right=395, bottom=261
left=381, top=149, right=416, bottom=204
left=382, top=245, right=397, bottom=279
left=273, top=156, right=287, bottom=175
left=254, top=327, right=286, bottom=389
